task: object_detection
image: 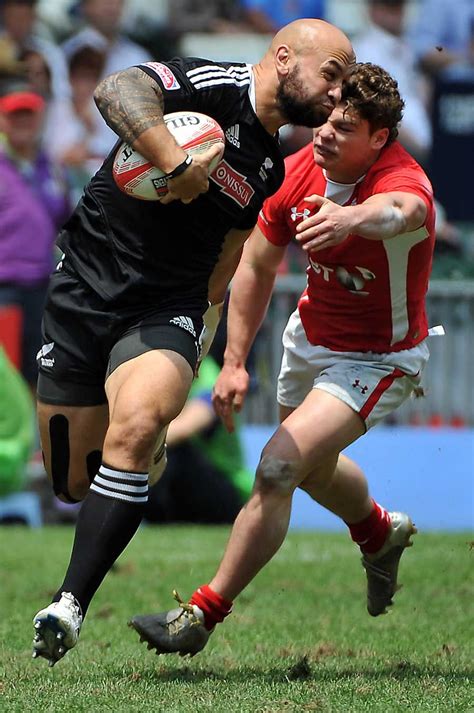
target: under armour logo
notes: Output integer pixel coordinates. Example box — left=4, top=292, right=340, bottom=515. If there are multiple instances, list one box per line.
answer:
left=290, top=207, right=310, bottom=222
left=352, top=379, right=368, bottom=394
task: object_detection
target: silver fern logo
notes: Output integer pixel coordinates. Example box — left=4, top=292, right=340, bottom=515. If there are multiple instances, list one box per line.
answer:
left=36, top=342, right=55, bottom=368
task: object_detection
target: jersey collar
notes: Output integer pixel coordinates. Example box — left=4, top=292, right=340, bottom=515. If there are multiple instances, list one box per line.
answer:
left=323, top=168, right=366, bottom=187
left=248, top=64, right=256, bottom=112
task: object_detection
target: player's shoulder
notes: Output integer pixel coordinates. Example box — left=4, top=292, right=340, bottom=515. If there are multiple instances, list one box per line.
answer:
left=283, top=142, right=316, bottom=177
left=276, top=142, right=322, bottom=201
left=366, top=142, right=433, bottom=192
left=261, top=144, right=315, bottom=219
left=370, top=142, right=427, bottom=178
left=185, top=59, right=252, bottom=94
left=139, top=56, right=251, bottom=90
left=173, top=56, right=251, bottom=84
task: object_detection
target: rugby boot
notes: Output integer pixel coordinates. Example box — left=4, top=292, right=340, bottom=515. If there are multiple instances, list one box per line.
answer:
left=129, top=590, right=211, bottom=657
left=362, top=512, right=417, bottom=616
left=32, top=592, right=83, bottom=667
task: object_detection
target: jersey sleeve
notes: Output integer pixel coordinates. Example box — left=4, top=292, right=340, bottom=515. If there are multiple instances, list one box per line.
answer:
left=137, top=57, right=244, bottom=127
left=371, top=169, right=434, bottom=210
left=257, top=181, right=293, bottom=247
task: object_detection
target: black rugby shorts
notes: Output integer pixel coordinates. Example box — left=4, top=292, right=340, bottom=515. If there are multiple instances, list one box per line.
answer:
left=37, top=267, right=204, bottom=406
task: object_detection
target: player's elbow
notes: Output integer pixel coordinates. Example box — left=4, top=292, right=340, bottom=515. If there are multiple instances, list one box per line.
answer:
left=406, top=197, right=428, bottom=232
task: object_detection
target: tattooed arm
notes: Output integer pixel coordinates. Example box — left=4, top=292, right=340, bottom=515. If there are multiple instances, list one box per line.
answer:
left=94, top=66, right=224, bottom=202
left=94, top=66, right=187, bottom=173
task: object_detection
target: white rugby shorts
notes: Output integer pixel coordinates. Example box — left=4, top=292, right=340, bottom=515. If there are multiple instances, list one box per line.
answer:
left=277, top=309, right=429, bottom=430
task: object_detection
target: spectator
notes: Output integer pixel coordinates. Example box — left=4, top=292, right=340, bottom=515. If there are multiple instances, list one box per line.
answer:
left=353, top=0, right=432, bottom=163
left=407, top=0, right=474, bottom=78
left=0, top=84, right=71, bottom=392
left=62, top=0, right=152, bottom=160
left=0, top=0, right=70, bottom=99
left=240, top=0, right=326, bottom=34
left=0, top=1, right=77, bottom=165
left=430, top=200, right=473, bottom=279
left=120, top=1, right=177, bottom=61
left=17, top=47, right=82, bottom=166
left=60, top=44, right=108, bottom=201
left=0, top=346, right=35, bottom=498
left=144, top=353, right=253, bottom=525
left=0, top=27, right=25, bottom=81
left=168, top=0, right=249, bottom=35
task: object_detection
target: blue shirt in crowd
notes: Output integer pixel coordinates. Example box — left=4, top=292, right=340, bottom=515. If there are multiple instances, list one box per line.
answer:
left=240, top=0, right=325, bottom=29
left=408, top=0, right=474, bottom=74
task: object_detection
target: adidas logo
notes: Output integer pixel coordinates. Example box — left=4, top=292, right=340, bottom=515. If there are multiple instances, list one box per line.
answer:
left=169, top=316, right=196, bottom=338
left=225, top=124, right=240, bottom=148
left=36, top=341, right=55, bottom=368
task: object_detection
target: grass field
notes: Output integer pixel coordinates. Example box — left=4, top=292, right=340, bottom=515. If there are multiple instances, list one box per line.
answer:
left=0, top=526, right=473, bottom=712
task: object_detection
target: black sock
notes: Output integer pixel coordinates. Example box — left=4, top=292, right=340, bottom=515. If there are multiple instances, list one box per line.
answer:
left=53, top=464, right=148, bottom=616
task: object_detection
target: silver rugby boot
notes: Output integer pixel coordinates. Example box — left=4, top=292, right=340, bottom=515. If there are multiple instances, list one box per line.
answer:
left=32, top=592, right=83, bottom=666
left=362, top=512, right=417, bottom=616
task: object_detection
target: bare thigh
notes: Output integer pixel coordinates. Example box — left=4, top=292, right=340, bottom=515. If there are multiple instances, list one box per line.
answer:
left=261, top=388, right=365, bottom=490
left=103, top=349, right=194, bottom=472
left=37, top=401, right=109, bottom=502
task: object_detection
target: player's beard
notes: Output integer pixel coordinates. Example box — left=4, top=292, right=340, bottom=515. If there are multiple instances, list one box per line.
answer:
left=277, top=65, right=331, bottom=128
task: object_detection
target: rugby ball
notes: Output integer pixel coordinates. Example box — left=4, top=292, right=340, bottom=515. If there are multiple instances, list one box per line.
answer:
left=113, top=111, right=225, bottom=201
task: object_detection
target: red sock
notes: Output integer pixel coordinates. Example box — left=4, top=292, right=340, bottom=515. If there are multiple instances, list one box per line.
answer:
left=190, top=585, right=233, bottom=631
left=346, top=500, right=391, bottom=554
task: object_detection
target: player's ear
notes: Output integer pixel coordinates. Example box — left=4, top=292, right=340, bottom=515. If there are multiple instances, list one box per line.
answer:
left=372, top=127, right=389, bottom=150
left=275, top=44, right=291, bottom=75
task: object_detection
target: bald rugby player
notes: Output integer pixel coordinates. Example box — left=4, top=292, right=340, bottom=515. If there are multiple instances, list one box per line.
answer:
left=32, top=20, right=354, bottom=666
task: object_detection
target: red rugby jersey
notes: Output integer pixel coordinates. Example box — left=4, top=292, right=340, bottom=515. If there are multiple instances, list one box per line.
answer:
left=258, top=141, right=435, bottom=353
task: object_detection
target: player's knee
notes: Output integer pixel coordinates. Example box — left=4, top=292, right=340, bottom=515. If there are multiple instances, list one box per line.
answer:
left=107, top=411, right=162, bottom=463
left=255, top=453, right=299, bottom=496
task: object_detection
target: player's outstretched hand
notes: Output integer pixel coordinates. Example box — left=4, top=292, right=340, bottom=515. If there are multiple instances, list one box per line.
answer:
left=161, top=143, right=224, bottom=205
left=212, top=363, right=250, bottom=433
left=295, top=194, right=354, bottom=252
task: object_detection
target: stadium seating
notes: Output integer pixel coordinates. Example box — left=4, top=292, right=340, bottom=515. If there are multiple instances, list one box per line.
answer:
left=0, top=491, right=42, bottom=527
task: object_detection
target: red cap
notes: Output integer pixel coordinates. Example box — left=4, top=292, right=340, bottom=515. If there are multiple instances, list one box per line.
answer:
left=0, top=91, right=45, bottom=114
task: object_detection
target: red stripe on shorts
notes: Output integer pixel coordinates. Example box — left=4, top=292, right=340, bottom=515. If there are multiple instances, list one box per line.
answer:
left=359, top=367, right=406, bottom=421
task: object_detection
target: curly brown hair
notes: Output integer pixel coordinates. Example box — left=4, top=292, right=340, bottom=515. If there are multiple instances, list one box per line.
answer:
left=341, top=62, right=405, bottom=145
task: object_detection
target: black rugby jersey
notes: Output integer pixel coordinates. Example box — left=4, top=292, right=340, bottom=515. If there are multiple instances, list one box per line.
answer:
left=58, top=57, right=285, bottom=311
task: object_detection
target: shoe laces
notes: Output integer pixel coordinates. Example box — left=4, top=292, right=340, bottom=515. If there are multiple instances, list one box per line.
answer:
left=60, top=592, right=83, bottom=621
left=172, top=589, right=202, bottom=628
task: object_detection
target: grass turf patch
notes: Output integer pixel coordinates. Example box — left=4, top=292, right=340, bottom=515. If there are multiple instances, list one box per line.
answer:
left=0, top=526, right=472, bottom=712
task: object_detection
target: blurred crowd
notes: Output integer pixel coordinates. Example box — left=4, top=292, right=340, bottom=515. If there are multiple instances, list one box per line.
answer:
left=0, top=0, right=472, bottom=279
left=0, top=0, right=473, bottom=521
